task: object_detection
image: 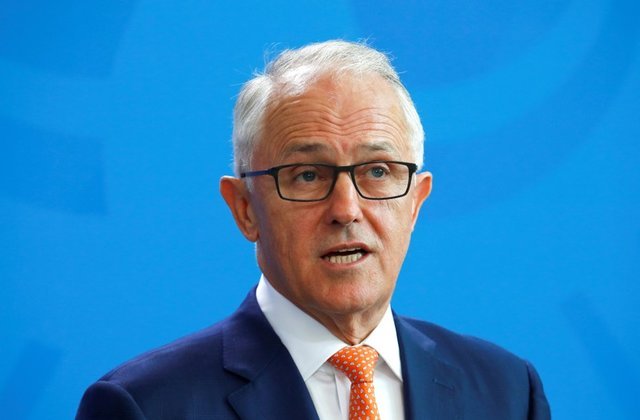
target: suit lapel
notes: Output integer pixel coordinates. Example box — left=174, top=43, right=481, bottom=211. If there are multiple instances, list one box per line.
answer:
left=223, top=290, right=319, bottom=420
left=395, top=315, right=463, bottom=420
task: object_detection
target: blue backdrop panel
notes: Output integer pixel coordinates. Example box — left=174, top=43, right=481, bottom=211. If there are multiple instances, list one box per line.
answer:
left=1, top=1, right=638, bottom=418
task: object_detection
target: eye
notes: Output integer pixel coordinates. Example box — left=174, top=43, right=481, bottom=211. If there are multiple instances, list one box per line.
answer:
left=298, top=170, right=317, bottom=182
left=370, top=166, right=386, bottom=178
left=289, top=166, right=324, bottom=183
left=364, top=164, right=391, bottom=179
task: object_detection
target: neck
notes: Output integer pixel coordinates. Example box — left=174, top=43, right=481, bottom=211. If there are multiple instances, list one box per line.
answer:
left=309, top=305, right=388, bottom=345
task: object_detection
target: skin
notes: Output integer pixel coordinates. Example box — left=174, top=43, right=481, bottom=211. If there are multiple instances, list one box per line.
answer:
left=221, top=73, right=432, bottom=345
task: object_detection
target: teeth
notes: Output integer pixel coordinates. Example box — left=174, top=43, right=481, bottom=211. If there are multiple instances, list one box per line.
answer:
left=326, top=252, right=364, bottom=264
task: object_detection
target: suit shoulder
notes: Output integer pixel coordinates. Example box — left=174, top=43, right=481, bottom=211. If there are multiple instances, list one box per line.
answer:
left=77, top=318, right=250, bottom=419
left=396, top=316, right=551, bottom=418
left=398, top=315, right=527, bottom=369
left=100, top=320, right=227, bottom=388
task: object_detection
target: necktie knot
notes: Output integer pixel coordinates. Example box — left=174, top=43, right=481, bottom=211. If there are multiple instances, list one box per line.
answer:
left=329, top=345, right=379, bottom=384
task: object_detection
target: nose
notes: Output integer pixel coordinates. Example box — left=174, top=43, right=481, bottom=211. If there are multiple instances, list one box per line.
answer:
left=324, top=172, right=363, bottom=226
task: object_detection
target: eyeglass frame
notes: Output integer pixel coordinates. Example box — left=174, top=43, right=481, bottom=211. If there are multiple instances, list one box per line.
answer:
left=239, top=160, right=419, bottom=202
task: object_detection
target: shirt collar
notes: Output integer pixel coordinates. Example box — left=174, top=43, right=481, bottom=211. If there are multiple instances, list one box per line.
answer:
left=256, top=275, right=403, bottom=382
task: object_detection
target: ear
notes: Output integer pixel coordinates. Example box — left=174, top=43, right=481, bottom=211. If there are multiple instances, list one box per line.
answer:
left=410, top=171, right=432, bottom=230
left=220, top=176, right=259, bottom=242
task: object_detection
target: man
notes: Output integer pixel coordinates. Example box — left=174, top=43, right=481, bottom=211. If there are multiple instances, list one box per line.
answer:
left=77, top=40, right=550, bottom=419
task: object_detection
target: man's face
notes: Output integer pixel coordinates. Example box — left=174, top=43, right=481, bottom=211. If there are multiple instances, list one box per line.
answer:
left=226, top=74, right=431, bottom=327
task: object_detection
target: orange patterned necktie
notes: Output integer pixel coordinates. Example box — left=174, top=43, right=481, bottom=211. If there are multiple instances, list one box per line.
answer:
left=329, top=345, right=381, bottom=420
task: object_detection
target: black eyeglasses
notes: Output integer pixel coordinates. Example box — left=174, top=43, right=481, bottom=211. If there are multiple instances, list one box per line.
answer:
left=240, top=161, right=418, bottom=202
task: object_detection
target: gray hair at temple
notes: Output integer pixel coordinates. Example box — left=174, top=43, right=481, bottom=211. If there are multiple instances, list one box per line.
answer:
left=232, top=40, right=425, bottom=175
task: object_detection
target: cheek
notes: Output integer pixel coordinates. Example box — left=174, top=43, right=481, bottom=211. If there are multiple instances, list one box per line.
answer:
left=261, top=204, right=316, bottom=260
left=376, top=200, right=413, bottom=232
left=373, top=201, right=414, bottom=257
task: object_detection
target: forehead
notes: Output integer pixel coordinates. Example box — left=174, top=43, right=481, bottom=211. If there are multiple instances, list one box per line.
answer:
left=256, top=73, right=411, bottom=164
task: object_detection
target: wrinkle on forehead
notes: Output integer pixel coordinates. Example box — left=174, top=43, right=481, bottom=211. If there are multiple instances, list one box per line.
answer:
left=268, top=98, right=405, bottom=132
left=267, top=115, right=406, bottom=148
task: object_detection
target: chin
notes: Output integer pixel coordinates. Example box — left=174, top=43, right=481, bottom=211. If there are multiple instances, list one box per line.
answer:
left=321, top=286, right=389, bottom=314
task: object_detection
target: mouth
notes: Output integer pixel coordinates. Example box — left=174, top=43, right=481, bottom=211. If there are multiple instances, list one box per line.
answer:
left=321, top=245, right=370, bottom=265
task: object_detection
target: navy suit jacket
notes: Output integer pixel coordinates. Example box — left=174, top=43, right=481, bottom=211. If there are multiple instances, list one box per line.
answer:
left=77, top=289, right=550, bottom=419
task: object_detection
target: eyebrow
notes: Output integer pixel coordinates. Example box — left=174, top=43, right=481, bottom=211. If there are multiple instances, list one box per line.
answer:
left=357, top=141, right=398, bottom=155
left=282, top=142, right=329, bottom=159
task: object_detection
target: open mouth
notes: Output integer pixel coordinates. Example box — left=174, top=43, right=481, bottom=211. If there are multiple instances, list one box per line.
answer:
left=322, top=247, right=368, bottom=265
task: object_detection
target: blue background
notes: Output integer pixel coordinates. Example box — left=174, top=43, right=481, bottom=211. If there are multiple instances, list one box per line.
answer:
left=1, top=1, right=638, bottom=418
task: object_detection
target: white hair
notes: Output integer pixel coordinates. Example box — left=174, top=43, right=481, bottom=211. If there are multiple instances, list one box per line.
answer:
left=232, top=40, right=424, bottom=175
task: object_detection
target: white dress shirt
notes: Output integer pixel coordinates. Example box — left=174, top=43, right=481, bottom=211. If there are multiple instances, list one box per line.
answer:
left=256, top=275, right=405, bottom=420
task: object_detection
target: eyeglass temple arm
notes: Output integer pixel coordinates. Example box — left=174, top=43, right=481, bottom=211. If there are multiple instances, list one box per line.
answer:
left=240, top=168, right=275, bottom=178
